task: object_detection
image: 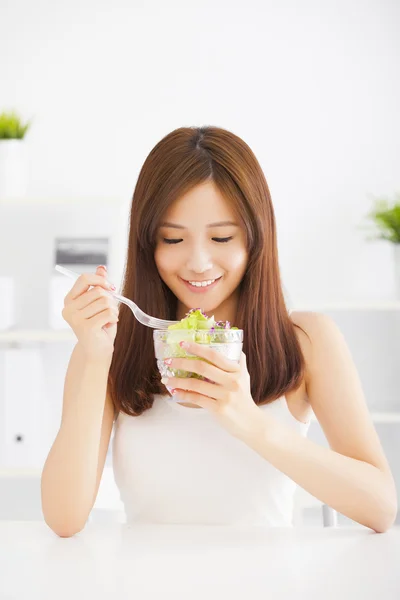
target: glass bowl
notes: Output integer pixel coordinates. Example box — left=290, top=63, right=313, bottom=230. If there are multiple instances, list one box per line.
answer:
left=153, top=328, right=243, bottom=397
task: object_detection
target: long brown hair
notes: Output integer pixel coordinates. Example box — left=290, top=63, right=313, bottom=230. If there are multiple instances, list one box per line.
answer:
left=108, top=125, right=307, bottom=417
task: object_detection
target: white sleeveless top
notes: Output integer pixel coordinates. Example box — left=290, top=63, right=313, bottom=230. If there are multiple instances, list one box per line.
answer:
left=112, top=311, right=311, bottom=527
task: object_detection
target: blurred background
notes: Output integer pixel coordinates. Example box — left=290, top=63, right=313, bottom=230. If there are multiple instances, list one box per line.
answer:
left=0, top=0, right=399, bottom=527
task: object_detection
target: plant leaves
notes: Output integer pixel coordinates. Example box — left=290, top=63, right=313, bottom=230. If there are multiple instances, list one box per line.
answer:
left=363, top=194, right=400, bottom=243
left=0, top=111, right=31, bottom=139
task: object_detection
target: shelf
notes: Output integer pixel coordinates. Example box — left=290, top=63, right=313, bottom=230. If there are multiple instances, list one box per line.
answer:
left=291, top=302, right=400, bottom=311
left=310, top=411, right=400, bottom=424
left=0, top=330, right=76, bottom=343
left=0, top=468, right=43, bottom=477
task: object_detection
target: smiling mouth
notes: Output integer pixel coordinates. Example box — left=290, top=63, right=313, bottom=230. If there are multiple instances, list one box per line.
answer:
left=183, top=276, right=221, bottom=284
left=179, top=275, right=223, bottom=290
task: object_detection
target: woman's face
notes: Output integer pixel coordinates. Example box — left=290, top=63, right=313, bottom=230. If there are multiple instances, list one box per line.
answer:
left=154, top=180, right=248, bottom=322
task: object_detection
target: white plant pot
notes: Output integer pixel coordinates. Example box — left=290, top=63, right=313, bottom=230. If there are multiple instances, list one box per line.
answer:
left=0, top=139, right=29, bottom=199
left=394, top=244, right=400, bottom=301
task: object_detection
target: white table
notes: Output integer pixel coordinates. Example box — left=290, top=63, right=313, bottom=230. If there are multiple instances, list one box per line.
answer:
left=0, top=522, right=399, bottom=600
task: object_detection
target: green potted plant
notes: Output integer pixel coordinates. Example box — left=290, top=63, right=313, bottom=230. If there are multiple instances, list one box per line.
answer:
left=363, top=193, right=400, bottom=299
left=0, top=110, right=32, bottom=199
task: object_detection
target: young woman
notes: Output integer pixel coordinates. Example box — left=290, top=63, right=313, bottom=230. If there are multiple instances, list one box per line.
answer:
left=41, top=126, right=397, bottom=536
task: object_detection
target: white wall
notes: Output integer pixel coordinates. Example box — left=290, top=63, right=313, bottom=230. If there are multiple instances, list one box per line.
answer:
left=1, top=1, right=400, bottom=523
left=1, top=0, right=399, bottom=305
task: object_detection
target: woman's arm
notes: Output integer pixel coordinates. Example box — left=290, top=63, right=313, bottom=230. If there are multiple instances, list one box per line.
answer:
left=41, top=344, right=114, bottom=537
left=242, top=312, right=398, bottom=533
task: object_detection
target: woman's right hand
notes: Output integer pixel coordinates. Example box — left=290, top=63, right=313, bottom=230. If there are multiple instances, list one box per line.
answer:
left=62, top=265, right=120, bottom=361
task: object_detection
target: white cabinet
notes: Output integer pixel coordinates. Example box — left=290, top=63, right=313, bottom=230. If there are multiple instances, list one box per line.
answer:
left=0, top=348, right=46, bottom=468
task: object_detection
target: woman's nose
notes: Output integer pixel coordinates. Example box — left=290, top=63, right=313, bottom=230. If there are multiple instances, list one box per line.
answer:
left=186, top=247, right=213, bottom=273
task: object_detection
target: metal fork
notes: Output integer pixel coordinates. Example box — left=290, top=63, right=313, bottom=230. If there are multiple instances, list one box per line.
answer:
left=55, top=265, right=178, bottom=330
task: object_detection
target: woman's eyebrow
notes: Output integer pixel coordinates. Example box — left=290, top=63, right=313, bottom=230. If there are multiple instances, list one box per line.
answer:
left=159, top=220, right=239, bottom=229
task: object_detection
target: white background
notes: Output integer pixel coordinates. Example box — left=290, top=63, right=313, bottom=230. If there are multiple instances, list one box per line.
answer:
left=1, top=0, right=399, bottom=305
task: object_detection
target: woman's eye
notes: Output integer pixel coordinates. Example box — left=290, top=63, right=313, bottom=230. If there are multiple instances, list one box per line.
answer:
left=162, top=237, right=233, bottom=245
left=214, top=237, right=233, bottom=243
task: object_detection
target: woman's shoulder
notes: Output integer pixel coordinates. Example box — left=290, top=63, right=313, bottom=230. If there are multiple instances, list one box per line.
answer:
left=289, top=309, right=333, bottom=335
left=289, top=308, right=327, bottom=323
left=289, top=310, right=337, bottom=377
left=289, top=309, right=333, bottom=339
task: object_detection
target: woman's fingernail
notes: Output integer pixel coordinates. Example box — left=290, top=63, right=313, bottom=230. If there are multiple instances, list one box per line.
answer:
left=98, top=265, right=107, bottom=271
left=109, top=283, right=116, bottom=290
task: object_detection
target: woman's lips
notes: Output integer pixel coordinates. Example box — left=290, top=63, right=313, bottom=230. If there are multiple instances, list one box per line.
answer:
left=179, top=276, right=222, bottom=294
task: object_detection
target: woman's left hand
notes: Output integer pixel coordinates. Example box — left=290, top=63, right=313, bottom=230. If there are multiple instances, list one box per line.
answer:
left=161, top=341, right=263, bottom=440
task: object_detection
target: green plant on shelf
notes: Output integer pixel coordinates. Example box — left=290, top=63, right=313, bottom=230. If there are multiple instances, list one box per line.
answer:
left=360, top=193, right=400, bottom=245
left=0, top=110, right=32, bottom=139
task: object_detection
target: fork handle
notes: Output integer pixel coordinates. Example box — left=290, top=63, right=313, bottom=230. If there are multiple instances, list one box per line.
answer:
left=55, top=264, right=117, bottom=297
left=55, top=265, right=81, bottom=280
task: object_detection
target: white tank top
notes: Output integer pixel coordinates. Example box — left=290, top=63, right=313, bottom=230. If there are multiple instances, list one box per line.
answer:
left=112, top=311, right=311, bottom=527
